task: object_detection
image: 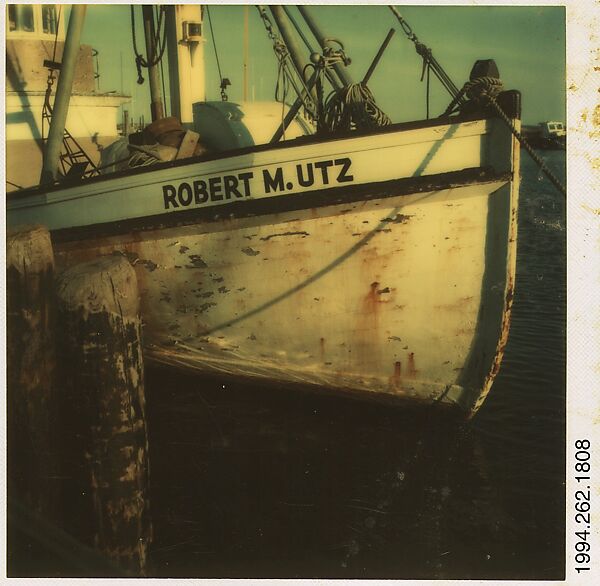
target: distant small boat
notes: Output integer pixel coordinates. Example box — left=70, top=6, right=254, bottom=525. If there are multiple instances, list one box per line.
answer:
left=6, top=4, right=521, bottom=418
left=521, top=121, right=566, bottom=150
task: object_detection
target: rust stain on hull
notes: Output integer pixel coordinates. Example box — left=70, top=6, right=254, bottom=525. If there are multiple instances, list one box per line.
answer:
left=389, top=360, right=403, bottom=391
left=407, top=352, right=418, bottom=378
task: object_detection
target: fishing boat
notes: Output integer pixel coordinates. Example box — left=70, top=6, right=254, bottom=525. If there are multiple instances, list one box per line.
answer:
left=521, top=121, right=566, bottom=150
left=6, top=4, right=521, bottom=417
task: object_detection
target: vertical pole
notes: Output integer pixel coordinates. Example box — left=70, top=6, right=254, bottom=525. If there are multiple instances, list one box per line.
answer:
left=165, top=4, right=205, bottom=126
left=7, top=226, right=58, bottom=521
left=142, top=5, right=164, bottom=122
left=40, top=4, right=86, bottom=184
left=56, top=256, right=151, bottom=576
left=270, top=6, right=313, bottom=91
left=243, top=5, right=249, bottom=101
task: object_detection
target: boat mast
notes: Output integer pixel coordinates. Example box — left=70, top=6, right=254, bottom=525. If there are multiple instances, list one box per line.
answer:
left=297, top=5, right=353, bottom=87
left=269, top=6, right=312, bottom=90
left=40, top=4, right=86, bottom=184
left=142, top=5, right=164, bottom=121
left=165, top=4, right=205, bottom=126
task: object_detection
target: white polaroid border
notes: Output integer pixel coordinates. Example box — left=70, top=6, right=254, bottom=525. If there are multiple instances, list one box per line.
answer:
left=2, top=1, right=598, bottom=585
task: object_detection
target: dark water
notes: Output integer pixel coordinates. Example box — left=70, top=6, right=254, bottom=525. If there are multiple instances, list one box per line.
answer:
left=143, top=150, right=566, bottom=579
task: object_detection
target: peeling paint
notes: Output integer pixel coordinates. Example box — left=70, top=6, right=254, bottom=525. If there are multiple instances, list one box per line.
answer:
left=389, top=361, right=403, bottom=391
left=187, top=254, right=208, bottom=268
left=382, top=213, right=413, bottom=224
left=140, top=260, right=157, bottom=272
left=407, top=352, right=418, bottom=378
left=260, top=231, right=310, bottom=241
left=241, top=247, right=261, bottom=256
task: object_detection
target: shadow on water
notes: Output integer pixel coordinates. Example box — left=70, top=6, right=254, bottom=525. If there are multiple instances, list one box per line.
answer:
left=145, top=368, right=494, bottom=579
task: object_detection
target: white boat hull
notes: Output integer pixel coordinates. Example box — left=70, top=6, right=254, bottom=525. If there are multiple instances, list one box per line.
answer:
left=8, top=114, right=520, bottom=416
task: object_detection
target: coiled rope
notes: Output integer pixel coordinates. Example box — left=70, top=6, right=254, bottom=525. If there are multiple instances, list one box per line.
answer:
left=442, top=76, right=504, bottom=117
left=323, top=83, right=391, bottom=132
left=127, top=145, right=162, bottom=168
left=450, top=77, right=566, bottom=197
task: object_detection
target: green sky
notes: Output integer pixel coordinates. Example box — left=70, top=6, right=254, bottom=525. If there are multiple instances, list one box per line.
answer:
left=78, top=4, right=566, bottom=125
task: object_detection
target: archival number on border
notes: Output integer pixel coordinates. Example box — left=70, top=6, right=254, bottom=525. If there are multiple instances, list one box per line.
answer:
left=573, top=439, right=592, bottom=573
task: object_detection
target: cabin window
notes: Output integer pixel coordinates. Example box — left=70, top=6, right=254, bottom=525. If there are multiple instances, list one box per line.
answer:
left=8, top=5, right=35, bottom=32
left=42, top=5, right=58, bottom=35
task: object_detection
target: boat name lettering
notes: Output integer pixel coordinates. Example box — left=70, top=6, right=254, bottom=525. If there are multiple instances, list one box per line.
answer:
left=161, top=158, right=353, bottom=210
left=163, top=172, right=254, bottom=209
left=265, top=157, right=354, bottom=193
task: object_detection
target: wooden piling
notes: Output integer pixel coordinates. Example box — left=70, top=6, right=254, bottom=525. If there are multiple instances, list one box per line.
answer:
left=6, top=225, right=58, bottom=520
left=55, top=255, right=151, bottom=575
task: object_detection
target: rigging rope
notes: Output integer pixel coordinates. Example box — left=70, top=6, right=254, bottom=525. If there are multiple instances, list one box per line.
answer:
left=282, top=5, right=316, bottom=55
left=454, top=77, right=566, bottom=197
left=487, top=95, right=567, bottom=197
left=442, top=76, right=504, bottom=117
left=257, top=6, right=317, bottom=119
left=388, top=5, right=463, bottom=108
left=257, top=6, right=389, bottom=134
left=130, top=5, right=168, bottom=85
left=282, top=5, right=341, bottom=92
left=205, top=6, right=229, bottom=101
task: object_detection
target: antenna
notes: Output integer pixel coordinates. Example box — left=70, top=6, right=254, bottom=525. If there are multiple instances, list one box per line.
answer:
left=243, top=5, right=249, bottom=101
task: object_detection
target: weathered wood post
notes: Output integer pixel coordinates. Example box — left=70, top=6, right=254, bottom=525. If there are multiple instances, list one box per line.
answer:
left=55, top=255, right=151, bottom=575
left=6, top=225, right=58, bottom=519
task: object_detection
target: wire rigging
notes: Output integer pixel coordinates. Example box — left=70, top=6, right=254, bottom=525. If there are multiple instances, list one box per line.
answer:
left=256, top=6, right=317, bottom=120
left=388, top=5, right=463, bottom=107
left=205, top=6, right=229, bottom=101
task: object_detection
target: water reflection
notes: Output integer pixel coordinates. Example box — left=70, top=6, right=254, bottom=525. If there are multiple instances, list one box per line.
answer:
left=146, top=369, right=518, bottom=579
